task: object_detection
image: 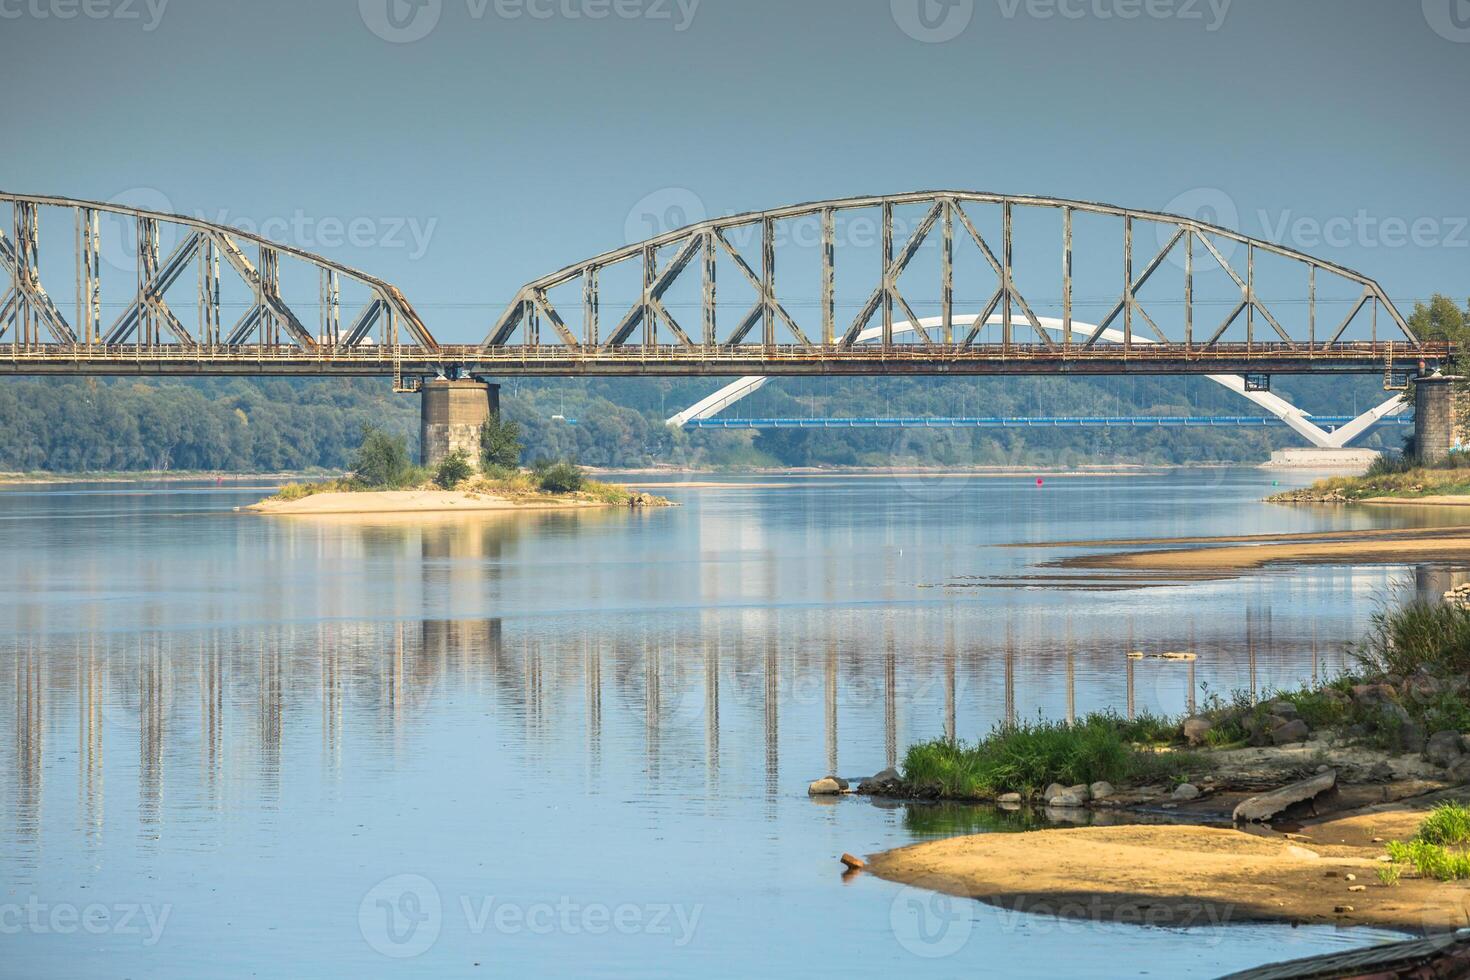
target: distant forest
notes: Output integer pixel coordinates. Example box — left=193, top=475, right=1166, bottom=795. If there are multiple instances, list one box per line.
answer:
left=0, top=372, right=1406, bottom=473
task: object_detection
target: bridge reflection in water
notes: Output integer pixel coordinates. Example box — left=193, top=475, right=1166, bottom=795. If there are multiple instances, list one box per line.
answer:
left=12, top=577, right=1460, bottom=855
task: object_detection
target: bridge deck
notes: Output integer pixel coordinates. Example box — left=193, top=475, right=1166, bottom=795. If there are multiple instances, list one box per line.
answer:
left=0, top=342, right=1443, bottom=378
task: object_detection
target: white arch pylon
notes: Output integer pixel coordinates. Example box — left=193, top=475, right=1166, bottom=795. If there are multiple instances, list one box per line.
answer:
left=665, top=315, right=1406, bottom=449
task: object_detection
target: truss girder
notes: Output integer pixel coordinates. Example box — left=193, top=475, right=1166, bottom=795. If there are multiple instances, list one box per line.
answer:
left=0, top=191, right=437, bottom=354
left=484, top=191, right=1419, bottom=358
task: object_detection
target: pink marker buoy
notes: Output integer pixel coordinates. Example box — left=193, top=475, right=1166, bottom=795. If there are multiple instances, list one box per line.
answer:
left=1036, top=478, right=1045, bottom=488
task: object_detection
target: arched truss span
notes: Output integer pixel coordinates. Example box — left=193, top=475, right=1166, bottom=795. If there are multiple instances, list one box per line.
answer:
left=486, top=191, right=1422, bottom=364
left=666, top=315, right=1406, bottom=450
left=0, top=191, right=435, bottom=352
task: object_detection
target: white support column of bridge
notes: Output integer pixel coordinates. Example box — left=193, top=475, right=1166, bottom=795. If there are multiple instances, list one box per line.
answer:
left=665, top=314, right=1409, bottom=450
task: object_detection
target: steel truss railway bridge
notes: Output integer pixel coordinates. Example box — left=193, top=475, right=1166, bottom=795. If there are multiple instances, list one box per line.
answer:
left=0, top=190, right=1451, bottom=459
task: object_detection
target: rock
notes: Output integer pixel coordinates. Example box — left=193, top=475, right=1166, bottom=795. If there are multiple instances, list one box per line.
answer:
left=1348, top=885, right=1366, bottom=893
left=1171, top=783, right=1202, bottom=801
left=1048, top=789, right=1087, bottom=808
left=1271, top=719, right=1312, bottom=745
left=1042, top=783, right=1066, bottom=804
left=1089, top=781, right=1115, bottom=800
left=1460, top=733, right=1470, bottom=755
left=858, top=768, right=900, bottom=793
left=996, top=792, right=1022, bottom=805
left=1447, top=757, right=1470, bottom=785
left=1344, top=873, right=1356, bottom=881
left=839, top=853, right=865, bottom=870
left=1182, top=717, right=1214, bottom=745
left=808, top=777, right=844, bottom=795
left=1233, top=770, right=1337, bottom=823
left=1334, top=905, right=1354, bottom=914
left=1406, top=675, right=1442, bottom=703
left=1263, top=699, right=1299, bottom=719
left=1425, top=730, right=1465, bottom=768
left=1352, top=683, right=1399, bottom=708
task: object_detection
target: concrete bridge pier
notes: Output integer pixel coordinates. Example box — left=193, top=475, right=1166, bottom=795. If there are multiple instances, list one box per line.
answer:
left=1413, top=374, right=1464, bottom=463
left=420, top=378, right=498, bottom=467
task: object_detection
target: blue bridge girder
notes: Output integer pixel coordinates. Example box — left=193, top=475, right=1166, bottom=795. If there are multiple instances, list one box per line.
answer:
left=681, top=415, right=1415, bottom=431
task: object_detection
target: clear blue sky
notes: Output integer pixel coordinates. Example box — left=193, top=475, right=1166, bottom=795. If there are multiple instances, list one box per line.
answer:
left=2, top=0, right=1466, bottom=343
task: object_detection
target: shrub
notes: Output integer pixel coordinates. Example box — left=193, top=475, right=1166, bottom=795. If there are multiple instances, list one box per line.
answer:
left=1416, top=803, right=1470, bottom=847
left=433, top=450, right=473, bottom=490
left=900, top=714, right=1204, bottom=798
left=350, top=427, right=414, bottom=489
left=272, top=481, right=340, bottom=501
left=537, top=461, right=585, bottom=494
left=1386, top=839, right=1470, bottom=881
left=1356, top=601, right=1470, bottom=679
left=479, top=415, right=522, bottom=471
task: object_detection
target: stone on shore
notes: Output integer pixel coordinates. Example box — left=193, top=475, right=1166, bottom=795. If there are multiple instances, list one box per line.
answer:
left=857, top=768, right=900, bottom=793
left=808, top=777, right=846, bottom=795
left=1182, top=717, right=1214, bottom=746
left=1233, top=769, right=1337, bottom=823
left=1171, top=783, right=1202, bottom=801
left=1089, top=781, right=1115, bottom=800
left=1425, top=730, right=1464, bottom=768
left=1042, top=783, right=1066, bottom=804
left=840, top=853, right=866, bottom=870
left=1048, top=788, right=1087, bottom=808
left=997, top=792, right=1023, bottom=805
left=1270, top=719, right=1311, bottom=745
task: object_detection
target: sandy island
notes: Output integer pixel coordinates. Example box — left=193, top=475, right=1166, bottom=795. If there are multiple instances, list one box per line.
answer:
left=245, top=490, right=608, bottom=516
left=865, top=807, right=1470, bottom=932
left=1035, top=525, right=1470, bottom=574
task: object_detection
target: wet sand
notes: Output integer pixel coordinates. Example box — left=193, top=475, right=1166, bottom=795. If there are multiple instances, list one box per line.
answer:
left=865, top=806, right=1470, bottom=932
left=246, top=490, right=604, bottom=516
left=1030, top=525, right=1470, bottom=573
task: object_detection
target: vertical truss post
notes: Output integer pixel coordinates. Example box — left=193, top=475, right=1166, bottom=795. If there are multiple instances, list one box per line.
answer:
left=762, top=216, right=775, bottom=350
left=199, top=236, right=220, bottom=347
left=585, top=267, right=600, bottom=348
left=320, top=269, right=340, bottom=346
left=1246, top=242, right=1255, bottom=351
left=1308, top=264, right=1316, bottom=350
left=941, top=199, right=954, bottom=346
left=77, top=208, right=100, bottom=345
left=15, top=202, right=37, bottom=344
left=138, top=218, right=160, bottom=346
left=881, top=202, right=893, bottom=350
left=700, top=236, right=715, bottom=349
left=526, top=296, right=540, bottom=348
left=1002, top=202, right=1014, bottom=352
left=1184, top=230, right=1194, bottom=354
left=1122, top=215, right=1132, bottom=358
left=642, top=246, right=654, bottom=352
left=1062, top=206, right=1072, bottom=351
left=821, top=208, right=835, bottom=348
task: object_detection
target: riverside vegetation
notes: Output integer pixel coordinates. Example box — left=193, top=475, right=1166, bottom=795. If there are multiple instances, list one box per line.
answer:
left=1269, top=451, right=1470, bottom=503
left=881, top=599, right=1470, bottom=803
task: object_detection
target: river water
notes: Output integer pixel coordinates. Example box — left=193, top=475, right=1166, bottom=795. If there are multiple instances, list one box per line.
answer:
left=1, top=469, right=1459, bottom=978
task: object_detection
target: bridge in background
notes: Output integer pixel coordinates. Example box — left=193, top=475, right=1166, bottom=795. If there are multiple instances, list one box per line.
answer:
left=681, top=415, right=1414, bottom=432
left=0, top=189, right=1448, bottom=459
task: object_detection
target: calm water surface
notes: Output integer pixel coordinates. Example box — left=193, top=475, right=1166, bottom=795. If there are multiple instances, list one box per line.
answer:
left=2, top=469, right=1458, bottom=978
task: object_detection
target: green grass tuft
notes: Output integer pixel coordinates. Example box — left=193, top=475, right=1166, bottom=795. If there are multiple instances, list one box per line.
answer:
left=901, top=713, right=1204, bottom=798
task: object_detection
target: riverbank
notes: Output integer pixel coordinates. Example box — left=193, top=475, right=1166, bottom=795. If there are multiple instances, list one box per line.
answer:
left=1269, top=462, right=1470, bottom=504
left=842, top=599, right=1470, bottom=931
